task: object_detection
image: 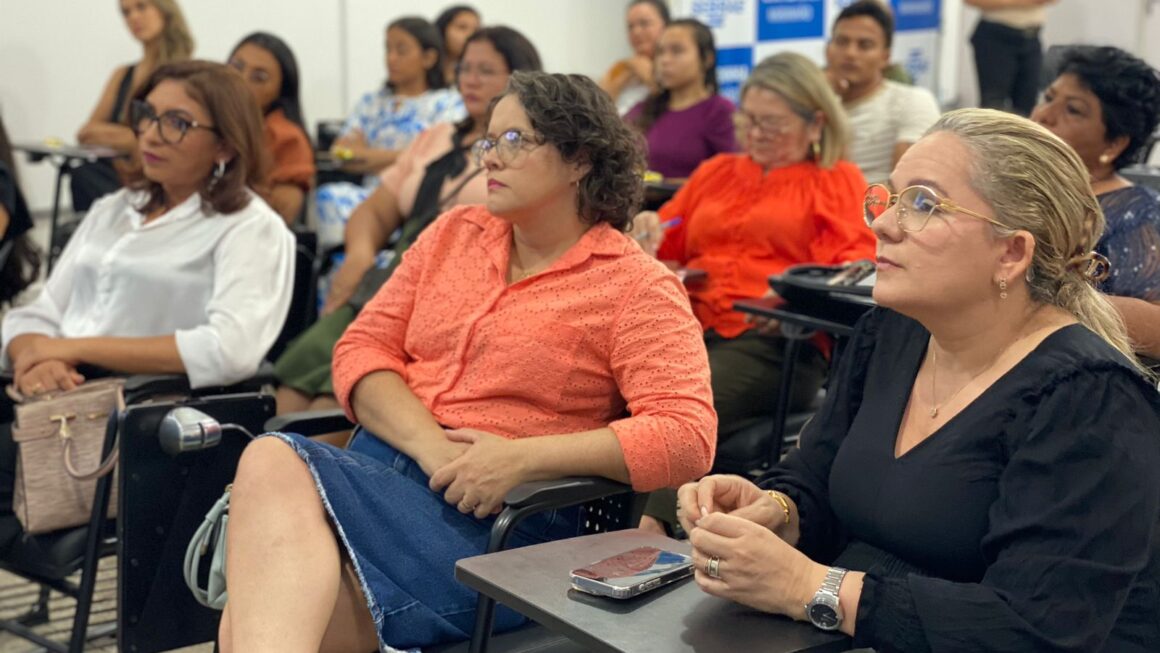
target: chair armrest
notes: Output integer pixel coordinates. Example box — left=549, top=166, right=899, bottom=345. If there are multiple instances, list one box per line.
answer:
left=264, top=408, right=354, bottom=435
left=123, top=364, right=275, bottom=404
left=503, top=477, right=631, bottom=511
left=123, top=374, right=192, bottom=402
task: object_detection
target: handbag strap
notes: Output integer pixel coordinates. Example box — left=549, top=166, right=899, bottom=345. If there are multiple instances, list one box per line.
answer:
left=184, top=485, right=231, bottom=608
left=61, top=389, right=125, bottom=481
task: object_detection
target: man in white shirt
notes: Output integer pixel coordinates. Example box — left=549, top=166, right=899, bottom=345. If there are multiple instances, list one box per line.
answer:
left=825, top=0, right=942, bottom=184
left=966, top=0, right=1057, bottom=116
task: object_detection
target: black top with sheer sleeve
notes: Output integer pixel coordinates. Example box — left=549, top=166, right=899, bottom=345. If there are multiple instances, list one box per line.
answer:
left=759, top=307, right=1160, bottom=653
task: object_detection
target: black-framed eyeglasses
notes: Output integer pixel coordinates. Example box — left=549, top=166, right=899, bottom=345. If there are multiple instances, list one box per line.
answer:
left=863, top=183, right=1007, bottom=233
left=130, top=99, right=217, bottom=145
left=471, top=129, right=545, bottom=167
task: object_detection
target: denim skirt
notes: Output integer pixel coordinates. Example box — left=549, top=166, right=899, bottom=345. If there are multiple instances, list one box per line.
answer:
left=264, top=429, right=581, bottom=651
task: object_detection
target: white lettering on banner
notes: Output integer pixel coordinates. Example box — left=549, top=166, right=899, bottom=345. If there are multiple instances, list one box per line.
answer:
left=897, top=1, right=935, bottom=15
left=765, top=6, right=815, bottom=23
left=718, top=65, right=751, bottom=83
left=690, top=0, right=747, bottom=29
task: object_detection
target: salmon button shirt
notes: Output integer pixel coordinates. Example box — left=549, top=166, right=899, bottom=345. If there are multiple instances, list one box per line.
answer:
left=657, top=155, right=876, bottom=338
left=333, top=205, right=717, bottom=491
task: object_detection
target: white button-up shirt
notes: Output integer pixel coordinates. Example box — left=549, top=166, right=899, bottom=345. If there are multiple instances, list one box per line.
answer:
left=2, top=189, right=295, bottom=388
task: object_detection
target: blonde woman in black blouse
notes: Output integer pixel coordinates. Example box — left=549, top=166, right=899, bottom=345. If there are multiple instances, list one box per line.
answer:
left=677, top=109, right=1160, bottom=652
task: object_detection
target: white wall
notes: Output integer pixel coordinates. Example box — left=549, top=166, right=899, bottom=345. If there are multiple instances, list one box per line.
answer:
left=0, top=0, right=631, bottom=211
left=953, top=0, right=1156, bottom=110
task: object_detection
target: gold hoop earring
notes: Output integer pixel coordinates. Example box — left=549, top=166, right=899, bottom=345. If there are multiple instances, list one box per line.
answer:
left=998, top=277, right=1008, bottom=300
left=811, top=140, right=821, bottom=160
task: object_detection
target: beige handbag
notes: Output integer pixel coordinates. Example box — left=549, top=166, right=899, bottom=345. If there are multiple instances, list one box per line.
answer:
left=10, top=378, right=125, bottom=534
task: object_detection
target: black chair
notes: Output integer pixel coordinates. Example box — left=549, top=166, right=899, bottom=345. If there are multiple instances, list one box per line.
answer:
left=314, top=119, right=364, bottom=188
left=265, top=409, right=644, bottom=653
left=118, top=392, right=274, bottom=653
left=1121, top=164, right=1160, bottom=193
left=0, top=375, right=270, bottom=653
left=712, top=327, right=823, bottom=478
left=266, top=224, right=320, bottom=361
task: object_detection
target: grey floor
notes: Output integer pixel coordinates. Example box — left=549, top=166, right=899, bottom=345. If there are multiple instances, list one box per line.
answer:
left=0, top=563, right=212, bottom=652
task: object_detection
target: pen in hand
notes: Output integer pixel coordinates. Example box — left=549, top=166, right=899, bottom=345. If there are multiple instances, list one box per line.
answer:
left=633, top=217, right=683, bottom=241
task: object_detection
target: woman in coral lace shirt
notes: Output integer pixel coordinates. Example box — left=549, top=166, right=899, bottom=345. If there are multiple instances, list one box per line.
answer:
left=219, top=72, right=716, bottom=652
left=634, top=52, right=875, bottom=531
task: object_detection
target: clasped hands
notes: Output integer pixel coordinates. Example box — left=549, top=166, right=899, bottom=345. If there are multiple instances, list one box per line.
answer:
left=8, top=335, right=85, bottom=398
left=427, top=428, right=528, bottom=520
left=677, top=474, right=827, bottom=621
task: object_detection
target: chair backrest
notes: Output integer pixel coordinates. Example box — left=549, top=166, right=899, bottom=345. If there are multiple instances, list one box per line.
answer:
left=579, top=492, right=646, bottom=535
left=117, top=392, right=275, bottom=653
left=266, top=226, right=319, bottom=361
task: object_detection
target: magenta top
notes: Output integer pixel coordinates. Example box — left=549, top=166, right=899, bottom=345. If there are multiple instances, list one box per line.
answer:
left=625, top=94, right=738, bottom=179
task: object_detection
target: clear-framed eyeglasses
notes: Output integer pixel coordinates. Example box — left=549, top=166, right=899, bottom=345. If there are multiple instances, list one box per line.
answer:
left=471, top=129, right=545, bottom=167
left=863, top=183, right=1007, bottom=233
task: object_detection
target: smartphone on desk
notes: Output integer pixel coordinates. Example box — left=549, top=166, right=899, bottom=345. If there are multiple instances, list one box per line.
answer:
left=569, top=546, right=694, bottom=599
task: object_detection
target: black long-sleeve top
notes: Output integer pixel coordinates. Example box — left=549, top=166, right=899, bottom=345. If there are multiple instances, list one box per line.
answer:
left=0, top=160, right=33, bottom=242
left=759, top=308, right=1160, bottom=652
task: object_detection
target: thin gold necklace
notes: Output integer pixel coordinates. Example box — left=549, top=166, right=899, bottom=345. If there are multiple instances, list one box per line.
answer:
left=928, top=345, right=1005, bottom=419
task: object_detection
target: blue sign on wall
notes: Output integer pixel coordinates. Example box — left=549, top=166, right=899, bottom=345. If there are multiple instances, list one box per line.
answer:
left=716, top=46, right=754, bottom=105
left=690, top=0, right=749, bottom=29
left=757, top=0, right=825, bottom=41
left=892, top=0, right=940, bottom=31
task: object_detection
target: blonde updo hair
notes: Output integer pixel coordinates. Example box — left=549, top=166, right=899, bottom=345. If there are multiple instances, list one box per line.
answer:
left=742, top=52, right=849, bottom=169
left=931, top=108, right=1139, bottom=368
left=147, top=0, right=195, bottom=64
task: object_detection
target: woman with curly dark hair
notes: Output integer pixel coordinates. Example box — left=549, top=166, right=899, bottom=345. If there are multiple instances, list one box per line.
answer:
left=219, top=71, right=717, bottom=652
left=1031, top=45, right=1160, bottom=359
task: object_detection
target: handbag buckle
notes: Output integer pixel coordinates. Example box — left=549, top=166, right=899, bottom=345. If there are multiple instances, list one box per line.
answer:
left=49, top=414, right=76, bottom=440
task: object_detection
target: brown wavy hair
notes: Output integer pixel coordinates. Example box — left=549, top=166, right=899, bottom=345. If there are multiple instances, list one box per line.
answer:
left=492, top=71, right=645, bottom=230
left=125, top=60, right=270, bottom=215
left=146, top=0, right=195, bottom=64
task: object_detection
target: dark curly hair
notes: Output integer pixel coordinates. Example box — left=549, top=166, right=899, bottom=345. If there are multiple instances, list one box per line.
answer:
left=1054, top=45, right=1160, bottom=170
left=492, top=71, right=645, bottom=230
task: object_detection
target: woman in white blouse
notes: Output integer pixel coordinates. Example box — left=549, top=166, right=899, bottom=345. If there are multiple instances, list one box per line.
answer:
left=2, top=60, right=294, bottom=396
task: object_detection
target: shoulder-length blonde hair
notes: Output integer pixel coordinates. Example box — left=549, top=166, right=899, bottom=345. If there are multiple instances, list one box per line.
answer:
left=931, top=108, right=1140, bottom=369
left=148, top=0, right=195, bottom=64
left=742, top=52, right=849, bottom=169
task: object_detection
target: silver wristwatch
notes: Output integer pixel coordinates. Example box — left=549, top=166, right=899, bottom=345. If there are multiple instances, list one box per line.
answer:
left=804, top=566, right=848, bottom=631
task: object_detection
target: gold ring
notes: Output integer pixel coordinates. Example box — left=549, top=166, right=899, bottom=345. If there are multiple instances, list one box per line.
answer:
left=707, top=556, right=721, bottom=579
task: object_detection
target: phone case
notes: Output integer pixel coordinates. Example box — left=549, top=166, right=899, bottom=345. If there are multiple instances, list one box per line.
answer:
left=569, top=546, right=694, bottom=600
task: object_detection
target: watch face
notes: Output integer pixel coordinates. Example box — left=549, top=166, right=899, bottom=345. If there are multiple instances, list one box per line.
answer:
left=808, top=603, right=840, bottom=630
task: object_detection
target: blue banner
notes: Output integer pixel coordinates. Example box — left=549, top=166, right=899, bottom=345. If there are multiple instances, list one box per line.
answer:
left=757, top=0, right=825, bottom=41
left=892, top=0, right=940, bottom=32
left=689, top=0, right=750, bottom=30
left=716, top=46, right=754, bottom=105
